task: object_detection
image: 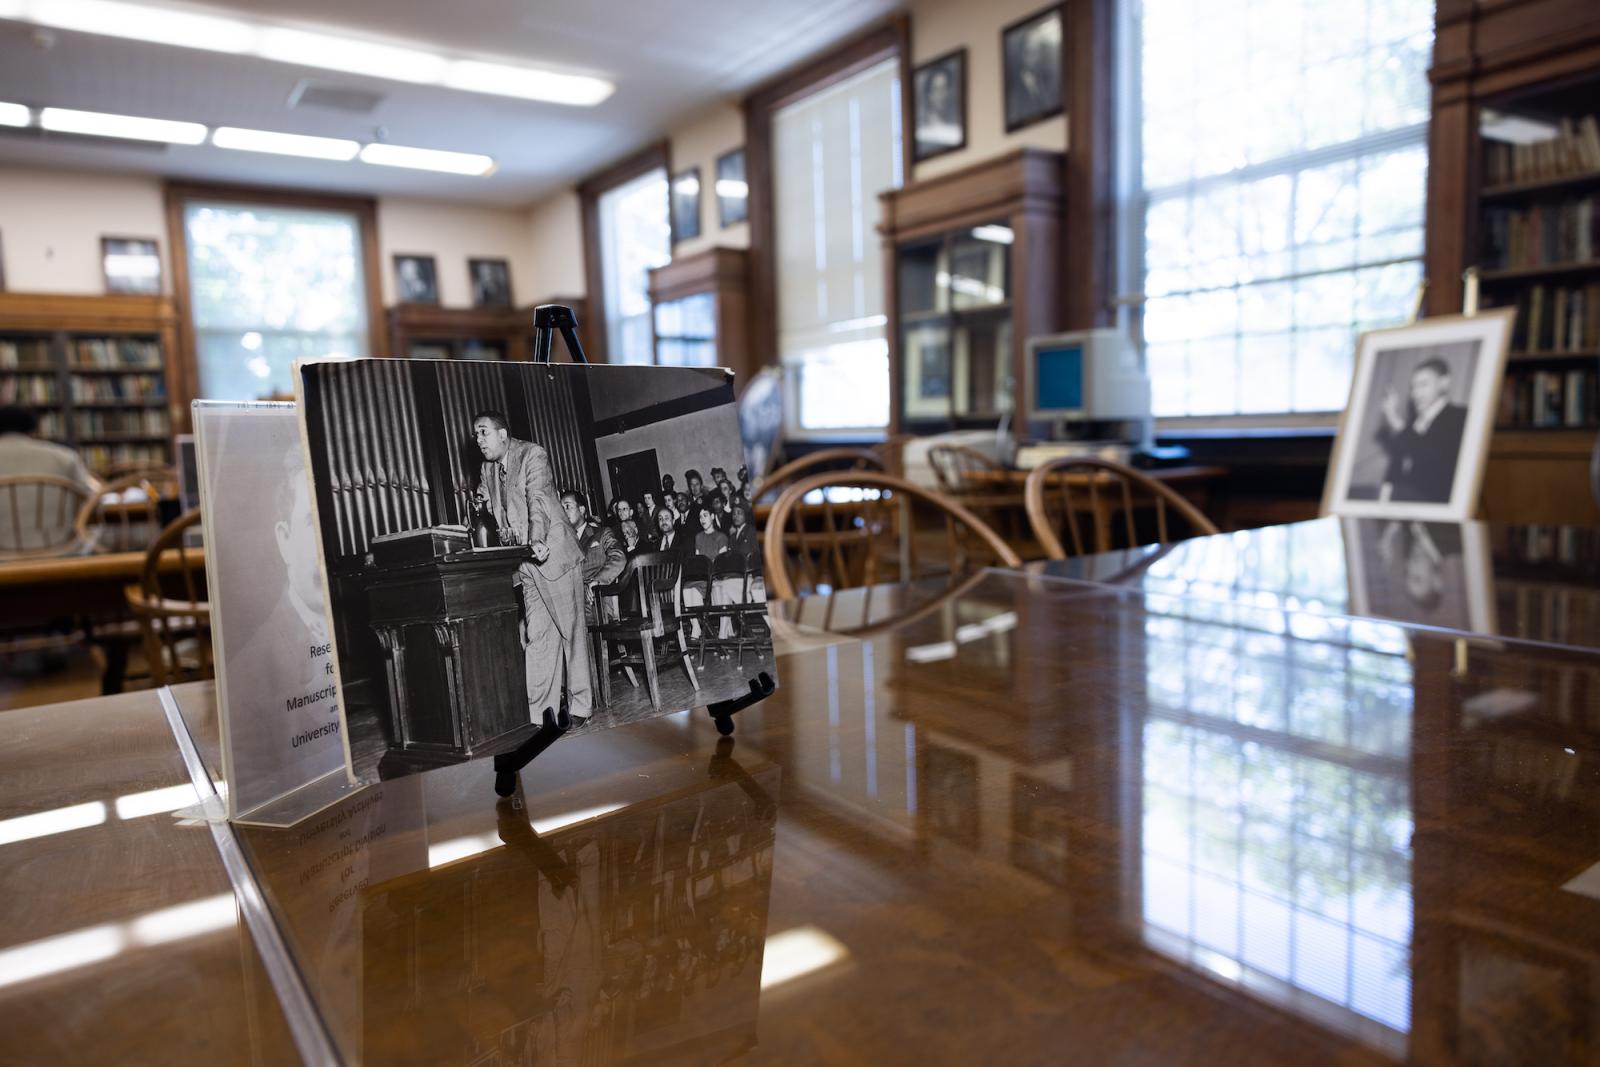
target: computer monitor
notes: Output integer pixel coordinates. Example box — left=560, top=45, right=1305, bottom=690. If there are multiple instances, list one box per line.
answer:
left=1023, top=329, right=1149, bottom=427
left=174, top=434, right=199, bottom=512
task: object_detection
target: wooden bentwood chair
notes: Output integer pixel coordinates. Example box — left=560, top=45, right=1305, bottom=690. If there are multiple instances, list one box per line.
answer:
left=123, top=507, right=212, bottom=687
left=1023, top=456, right=1220, bottom=560
left=755, top=447, right=886, bottom=504
left=0, top=474, right=96, bottom=559
left=762, top=471, right=1022, bottom=600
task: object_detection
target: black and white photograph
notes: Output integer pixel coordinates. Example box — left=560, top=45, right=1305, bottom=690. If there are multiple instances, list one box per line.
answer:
left=469, top=256, right=513, bottom=308
left=1343, top=516, right=1496, bottom=635
left=295, top=357, right=779, bottom=783
left=1323, top=310, right=1514, bottom=521
left=100, top=236, right=162, bottom=294
left=716, top=147, right=749, bottom=228
left=913, top=49, right=967, bottom=162
left=1002, top=6, right=1064, bottom=132
left=671, top=167, right=702, bottom=243
left=392, top=253, right=439, bottom=305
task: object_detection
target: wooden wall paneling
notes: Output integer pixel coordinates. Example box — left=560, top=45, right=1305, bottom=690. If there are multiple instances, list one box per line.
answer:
left=1064, top=0, right=1115, bottom=331
left=576, top=142, right=672, bottom=366
left=742, top=15, right=911, bottom=376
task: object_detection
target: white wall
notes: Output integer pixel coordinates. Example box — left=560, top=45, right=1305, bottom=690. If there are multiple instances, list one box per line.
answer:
left=0, top=167, right=169, bottom=294
left=909, top=0, right=1070, bottom=181
left=592, top=401, right=746, bottom=509
left=668, top=102, right=750, bottom=260
left=375, top=196, right=535, bottom=308
left=524, top=189, right=586, bottom=299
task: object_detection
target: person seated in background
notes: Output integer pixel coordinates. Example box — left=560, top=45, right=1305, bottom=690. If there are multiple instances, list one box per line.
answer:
left=726, top=502, right=757, bottom=559
left=681, top=507, right=730, bottom=640
left=660, top=473, right=676, bottom=502
left=653, top=505, right=684, bottom=555
left=609, top=497, right=635, bottom=539
left=704, top=489, right=729, bottom=531
left=673, top=491, right=696, bottom=536
left=685, top=469, right=706, bottom=506
left=560, top=488, right=626, bottom=625
left=619, top=518, right=643, bottom=557
left=0, top=404, right=101, bottom=553
left=640, top=490, right=659, bottom=533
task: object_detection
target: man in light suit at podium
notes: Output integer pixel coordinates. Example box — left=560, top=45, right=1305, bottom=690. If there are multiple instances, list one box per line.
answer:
left=473, top=411, right=593, bottom=725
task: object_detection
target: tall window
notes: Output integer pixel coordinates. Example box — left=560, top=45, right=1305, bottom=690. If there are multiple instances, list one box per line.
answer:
left=774, top=58, right=903, bottom=435
left=1126, top=0, right=1435, bottom=422
left=184, top=201, right=368, bottom=400
left=598, top=167, right=671, bottom=365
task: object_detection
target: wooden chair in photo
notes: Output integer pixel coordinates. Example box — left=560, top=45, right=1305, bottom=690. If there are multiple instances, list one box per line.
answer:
left=0, top=474, right=96, bottom=560
left=695, top=550, right=750, bottom=665
left=590, top=549, right=699, bottom=711
left=762, top=471, right=1022, bottom=600
left=123, top=507, right=212, bottom=687
left=735, top=551, right=772, bottom=664
left=1023, top=456, right=1220, bottom=560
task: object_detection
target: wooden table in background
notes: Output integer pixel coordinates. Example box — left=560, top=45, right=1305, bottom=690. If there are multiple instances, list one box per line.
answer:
left=961, top=463, right=1227, bottom=548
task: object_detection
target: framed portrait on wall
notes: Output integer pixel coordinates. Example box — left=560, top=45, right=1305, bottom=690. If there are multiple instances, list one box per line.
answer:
left=716, top=148, right=748, bottom=228
left=468, top=257, right=513, bottom=308
left=1002, top=5, right=1064, bottom=133
left=913, top=49, right=966, bottom=162
left=393, top=254, right=439, bottom=305
left=1322, top=310, right=1515, bottom=521
left=671, top=167, right=702, bottom=243
left=101, top=237, right=162, bottom=294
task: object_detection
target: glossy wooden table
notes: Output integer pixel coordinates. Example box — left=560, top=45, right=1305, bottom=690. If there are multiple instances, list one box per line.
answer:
left=9, top=560, right=1600, bottom=1063
left=961, top=463, right=1227, bottom=548
left=0, top=546, right=207, bottom=625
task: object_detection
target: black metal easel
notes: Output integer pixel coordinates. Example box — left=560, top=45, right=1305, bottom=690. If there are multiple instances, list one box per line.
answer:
left=490, top=305, right=774, bottom=799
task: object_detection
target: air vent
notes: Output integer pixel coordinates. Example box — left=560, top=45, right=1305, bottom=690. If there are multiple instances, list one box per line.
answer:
left=288, top=79, right=384, bottom=115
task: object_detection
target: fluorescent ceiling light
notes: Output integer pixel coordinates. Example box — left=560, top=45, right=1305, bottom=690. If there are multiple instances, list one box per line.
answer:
left=41, top=106, right=206, bottom=144
left=445, top=59, right=613, bottom=106
left=257, top=27, right=446, bottom=84
left=213, top=125, right=359, bottom=160
left=0, top=102, right=28, bottom=128
left=27, top=0, right=257, bottom=54
left=360, top=141, right=495, bottom=176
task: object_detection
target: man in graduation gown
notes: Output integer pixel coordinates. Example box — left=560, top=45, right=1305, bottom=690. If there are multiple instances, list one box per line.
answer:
left=473, top=411, right=593, bottom=724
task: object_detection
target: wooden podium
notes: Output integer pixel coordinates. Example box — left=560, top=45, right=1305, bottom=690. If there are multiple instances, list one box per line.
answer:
left=366, top=529, right=532, bottom=775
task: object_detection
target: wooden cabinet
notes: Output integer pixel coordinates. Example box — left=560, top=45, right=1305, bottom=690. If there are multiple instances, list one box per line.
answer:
left=1427, top=0, right=1600, bottom=525
left=0, top=292, right=182, bottom=471
left=646, top=248, right=752, bottom=382
left=878, top=148, right=1064, bottom=435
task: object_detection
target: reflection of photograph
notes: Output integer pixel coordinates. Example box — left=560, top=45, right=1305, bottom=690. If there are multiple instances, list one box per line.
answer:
left=469, top=257, right=513, bottom=308
left=393, top=254, right=439, bottom=305
left=195, top=402, right=347, bottom=816
left=919, top=742, right=979, bottom=848
left=1457, top=937, right=1583, bottom=1065
left=671, top=167, right=702, bottom=243
left=1324, top=311, right=1513, bottom=521
left=913, top=49, right=966, bottom=162
left=1003, top=6, right=1064, bottom=132
left=1344, top=516, right=1496, bottom=635
left=101, top=236, right=162, bottom=294
left=1011, top=775, right=1070, bottom=887
left=296, top=359, right=779, bottom=783
left=716, top=148, right=748, bottom=228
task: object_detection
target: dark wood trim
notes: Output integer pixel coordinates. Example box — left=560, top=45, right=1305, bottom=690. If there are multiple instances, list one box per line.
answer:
left=1001, top=4, right=1067, bottom=134
left=576, top=141, right=671, bottom=365
left=1064, top=0, right=1115, bottom=330
left=911, top=48, right=969, bottom=164
left=743, top=14, right=911, bottom=371
left=163, top=180, right=387, bottom=417
left=589, top=383, right=732, bottom=439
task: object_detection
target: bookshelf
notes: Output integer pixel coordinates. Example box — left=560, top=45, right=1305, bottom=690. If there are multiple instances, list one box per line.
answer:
left=0, top=293, right=182, bottom=476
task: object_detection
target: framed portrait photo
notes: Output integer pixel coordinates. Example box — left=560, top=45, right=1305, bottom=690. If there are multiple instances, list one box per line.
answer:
left=393, top=254, right=439, bottom=305
left=468, top=257, right=513, bottom=308
left=101, top=236, right=162, bottom=295
left=716, top=148, right=748, bottom=228
left=1323, top=310, right=1515, bottom=521
left=913, top=48, right=966, bottom=162
left=671, top=167, right=702, bottom=244
left=1002, top=5, right=1064, bottom=133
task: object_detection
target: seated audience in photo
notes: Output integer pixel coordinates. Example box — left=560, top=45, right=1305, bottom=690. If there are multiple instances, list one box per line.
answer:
left=685, top=469, right=706, bottom=505
left=619, top=518, right=643, bottom=556
left=661, top=474, right=675, bottom=500
left=561, top=488, right=626, bottom=625
left=0, top=404, right=101, bottom=552
left=727, top=503, right=757, bottom=558
left=640, top=490, right=660, bottom=531
left=653, top=505, right=685, bottom=554
left=609, top=496, right=636, bottom=538
left=673, top=491, right=696, bottom=534
left=693, top=505, right=730, bottom=559
left=704, top=489, right=729, bottom=530
left=1376, top=358, right=1467, bottom=504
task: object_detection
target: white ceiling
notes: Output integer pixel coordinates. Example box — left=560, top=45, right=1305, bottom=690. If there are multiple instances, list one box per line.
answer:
left=0, top=0, right=898, bottom=205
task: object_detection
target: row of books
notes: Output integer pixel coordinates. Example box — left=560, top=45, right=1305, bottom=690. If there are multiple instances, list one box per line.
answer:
left=1498, top=366, right=1600, bottom=428
left=35, top=412, right=64, bottom=438
left=73, top=410, right=170, bottom=436
left=0, top=375, right=59, bottom=403
left=1492, top=282, right=1600, bottom=353
left=83, top=442, right=168, bottom=472
left=1481, top=194, right=1599, bottom=269
left=72, top=338, right=163, bottom=369
left=1500, top=524, right=1600, bottom=572
left=0, top=339, right=53, bottom=369
left=71, top=374, right=166, bottom=401
left=1483, top=116, right=1600, bottom=186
